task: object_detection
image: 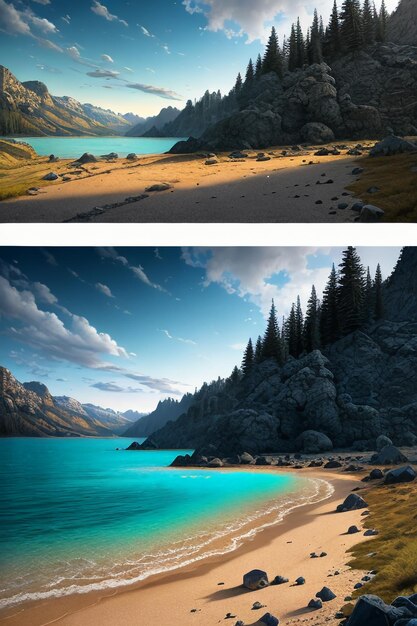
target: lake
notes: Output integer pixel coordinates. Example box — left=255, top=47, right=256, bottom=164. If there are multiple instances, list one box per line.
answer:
left=4, top=136, right=185, bottom=159
left=0, top=438, right=330, bottom=610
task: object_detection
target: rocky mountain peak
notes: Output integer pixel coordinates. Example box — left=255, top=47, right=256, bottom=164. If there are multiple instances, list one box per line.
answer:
left=385, top=247, right=417, bottom=322
left=388, top=0, right=417, bottom=46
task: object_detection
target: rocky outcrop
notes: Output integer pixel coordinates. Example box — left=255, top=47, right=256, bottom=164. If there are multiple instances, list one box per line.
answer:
left=140, top=248, right=417, bottom=456
left=388, top=0, right=417, bottom=47
left=169, top=42, right=417, bottom=152
left=0, top=367, right=133, bottom=437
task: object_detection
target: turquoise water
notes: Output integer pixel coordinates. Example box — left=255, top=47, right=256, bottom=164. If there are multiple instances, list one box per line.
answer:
left=4, top=136, right=185, bottom=158
left=0, top=438, right=330, bottom=610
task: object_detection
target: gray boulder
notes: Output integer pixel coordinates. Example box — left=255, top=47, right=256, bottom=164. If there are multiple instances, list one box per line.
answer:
left=369, top=468, right=384, bottom=480
left=347, top=594, right=412, bottom=626
left=371, top=444, right=408, bottom=465
left=370, top=136, right=417, bottom=157
left=296, top=430, right=333, bottom=454
left=316, top=587, right=336, bottom=602
left=308, top=598, right=323, bottom=609
left=42, top=172, right=59, bottom=181
left=207, top=457, right=223, bottom=468
left=239, top=452, right=255, bottom=464
left=243, top=569, right=269, bottom=590
left=384, top=465, right=417, bottom=485
left=260, top=613, right=279, bottom=626
left=300, top=122, right=335, bottom=144
left=337, top=493, right=368, bottom=512
left=358, top=205, right=385, bottom=223
left=376, top=435, right=393, bottom=451
left=75, top=153, right=97, bottom=164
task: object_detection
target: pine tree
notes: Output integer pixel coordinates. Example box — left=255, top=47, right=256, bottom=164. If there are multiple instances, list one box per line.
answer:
left=242, top=338, right=254, bottom=375
left=310, top=9, right=323, bottom=64
left=375, top=0, right=388, bottom=42
left=337, top=247, right=366, bottom=335
left=229, top=365, right=241, bottom=385
left=362, top=0, right=375, bottom=43
left=340, top=0, right=364, bottom=52
left=286, top=304, right=298, bottom=357
left=234, top=72, right=243, bottom=92
left=296, top=18, right=306, bottom=68
left=363, top=266, right=374, bottom=321
left=262, top=299, right=284, bottom=364
left=255, top=53, right=263, bottom=78
left=262, top=26, right=283, bottom=77
left=254, top=335, right=263, bottom=362
left=320, top=263, right=339, bottom=345
left=288, top=24, right=298, bottom=71
left=245, top=59, right=254, bottom=84
left=325, top=0, right=341, bottom=57
left=374, top=263, right=384, bottom=320
left=295, top=296, right=304, bottom=357
left=304, top=285, right=321, bottom=352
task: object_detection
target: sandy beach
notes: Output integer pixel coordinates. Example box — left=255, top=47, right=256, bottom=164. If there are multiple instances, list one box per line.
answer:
left=1, top=468, right=373, bottom=626
left=0, top=150, right=363, bottom=223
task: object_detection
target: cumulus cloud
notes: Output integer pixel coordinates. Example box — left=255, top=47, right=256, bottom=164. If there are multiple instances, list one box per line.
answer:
left=182, top=247, right=332, bottom=318
left=0, top=0, right=60, bottom=42
left=101, top=53, right=114, bottom=63
left=98, top=248, right=168, bottom=293
left=91, top=1, right=128, bottom=27
left=95, top=282, right=114, bottom=298
left=0, top=275, right=129, bottom=370
left=182, top=0, right=397, bottom=43
left=160, top=329, right=196, bottom=345
left=126, top=82, right=182, bottom=101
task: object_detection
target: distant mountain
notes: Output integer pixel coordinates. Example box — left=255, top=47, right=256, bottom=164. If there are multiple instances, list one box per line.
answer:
left=388, top=0, right=417, bottom=46
left=122, top=409, right=148, bottom=422
left=0, top=367, right=148, bottom=437
left=53, top=98, right=132, bottom=134
left=123, top=112, right=145, bottom=126
left=0, top=66, right=123, bottom=137
left=125, top=106, right=180, bottom=137
left=124, top=394, right=194, bottom=438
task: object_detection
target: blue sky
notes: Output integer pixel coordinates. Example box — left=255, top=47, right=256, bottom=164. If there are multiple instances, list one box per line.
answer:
left=0, top=246, right=401, bottom=413
left=0, top=0, right=397, bottom=117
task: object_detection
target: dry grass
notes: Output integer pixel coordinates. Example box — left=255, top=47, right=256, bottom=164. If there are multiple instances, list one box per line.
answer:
left=348, top=153, right=417, bottom=221
left=347, top=478, right=417, bottom=604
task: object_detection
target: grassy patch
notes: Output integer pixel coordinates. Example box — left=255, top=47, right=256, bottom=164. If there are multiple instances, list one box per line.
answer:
left=347, top=478, right=417, bottom=603
left=348, top=153, right=417, bottom=222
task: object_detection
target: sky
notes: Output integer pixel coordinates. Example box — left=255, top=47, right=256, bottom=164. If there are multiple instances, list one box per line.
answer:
left=0, top=0, right=399, bottom=117
left=0, top=246, right=401, bottom=414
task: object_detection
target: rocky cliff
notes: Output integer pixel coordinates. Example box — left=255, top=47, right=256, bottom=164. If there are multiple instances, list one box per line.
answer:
left=124, top=394, right=194, bottom=438
left=0, top=368, right=131, bottom=437
left=140, top=248, right=417, bottom=455
left=0, top=66, right=127, bottom=136
left=169, top=42, right=417, bottom=152
left=388, top=0, right=417, bottom=47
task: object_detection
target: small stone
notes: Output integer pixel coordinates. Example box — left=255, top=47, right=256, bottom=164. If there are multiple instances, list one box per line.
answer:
left=348, top=525, right=360, bottom=534
left=253, top=601, right=265, bottom=610
left=316, top=587, right=336, bottom=602
left=145, top=183, right=173, bottom=192
left=295, top=577, right=305, bottom=585
left=308, top=598, right=323, bottom=610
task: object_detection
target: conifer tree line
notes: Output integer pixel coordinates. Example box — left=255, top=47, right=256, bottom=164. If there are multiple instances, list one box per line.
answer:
left=240, top=247, right=385, bottom=376
left=176, top=0, right=390, bottom=137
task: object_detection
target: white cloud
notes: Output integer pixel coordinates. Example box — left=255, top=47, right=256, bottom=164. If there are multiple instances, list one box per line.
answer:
left=183, top=0, right=398, bottom=43
left=0, top=0, right=32, bottom=36
left=87, top=69, right=120, bottom=78
left=29, top=14, right=58, bottom=34
left=61, top=14, right=71, bottom=25
left=95, top=282, right=114, bottom=298
left=32, top=0, right=50, bottom=4
left=0, top=275, right=128, bottom=369
left=98, top=248, right=169, bottom=293
left=101, top=53, right=114, bottom=63
left=140, top=25, right=154, bottom=37
left=126, top=82, right=182, bottom=101
left=91, top=1, right=128, bottom=27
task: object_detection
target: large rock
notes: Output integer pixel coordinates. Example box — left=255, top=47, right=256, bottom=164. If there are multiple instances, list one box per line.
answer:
left=384, top=465, right=417, bottom=485
left=336, top=493, right=368, bottom=512
left=376, top=435, right=393, bottom=451
left=370, top=136, right=417, bottom=157
left=347, top=594, right=413, bottom=625
left=371, top=444, right=408, bottom=465
left=243, top=569, right=269, bottom=590
left=296, top=430, right=333, bottom=453
left=300, top=122, right=335, bottom=144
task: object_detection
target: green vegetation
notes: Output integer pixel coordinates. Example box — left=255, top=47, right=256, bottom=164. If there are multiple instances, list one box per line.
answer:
left=348, top=153, right=417, bottom=222
left=348, top=480, right=417, bottom=602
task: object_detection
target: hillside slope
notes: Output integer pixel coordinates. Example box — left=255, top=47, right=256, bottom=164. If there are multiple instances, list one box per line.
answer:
left=124, top=394, right=194, bottom=437
left=388, top=0, right=417, bottom=46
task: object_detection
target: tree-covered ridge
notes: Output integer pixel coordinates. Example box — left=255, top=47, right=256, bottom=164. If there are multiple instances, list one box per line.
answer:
left=166, top=0, right=391, bottom=137
left=240, top=247, right=385, bottom=375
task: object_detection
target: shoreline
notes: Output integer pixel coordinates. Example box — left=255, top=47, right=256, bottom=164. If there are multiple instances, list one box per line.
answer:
left=1, top=468, right=371, bottom=626
left=0, top=143, right=366, bottom=222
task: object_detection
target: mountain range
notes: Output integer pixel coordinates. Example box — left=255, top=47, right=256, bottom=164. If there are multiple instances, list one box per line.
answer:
left=125, top=106, right=180, bottom=137
left=0, top=368, right=145, bottom=437
left=124, top=395, right=195, bottom=438
left=0, top=65, right=179, bottom=138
